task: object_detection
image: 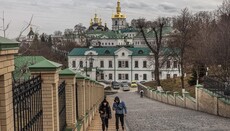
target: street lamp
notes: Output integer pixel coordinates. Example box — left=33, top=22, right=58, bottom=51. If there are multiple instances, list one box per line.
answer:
left=85, top=55, right=94, bottom=77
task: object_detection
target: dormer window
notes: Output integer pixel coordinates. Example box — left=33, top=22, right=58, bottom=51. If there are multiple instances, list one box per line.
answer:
left=105, top=50, right=110, bottom=54
left=138, top=50, right=144, bottom=54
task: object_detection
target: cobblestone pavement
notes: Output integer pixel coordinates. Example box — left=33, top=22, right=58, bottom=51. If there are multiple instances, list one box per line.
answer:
left=111, top=91, right=230, bottom=131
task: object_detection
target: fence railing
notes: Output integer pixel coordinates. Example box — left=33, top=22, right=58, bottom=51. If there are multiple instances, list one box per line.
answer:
left=58, top=81, right=67, bottom=131
left=13, top=75, right=43, bottom=131
left=203, top=77, right=230, bottom=100
left=75, top=82, right=79, bottom=120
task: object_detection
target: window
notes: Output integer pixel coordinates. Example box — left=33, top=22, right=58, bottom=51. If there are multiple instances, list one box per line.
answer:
left=135, top=61, right=139, bottom=68
left=101, top=73, right=104, bottom=80
left=122, top=52, right=125, bottom=56
left=173, top=74, right=178, bottom=78
left=105, top=50, right=110, bottom=54
left=125, top=61, right=129, bottom=68
left=125, top=74, right=129, bottom=80
left=138, top=50, right=144, bottom=54
left=109, top=61, right=113, bottom=68
left=122, top=21, right=124, bottom=25
left=167, top=74, right=170, bottom=79
left=167, top=61, right=171, bottom=68
left=79, top=61, right=83, bottom=68
left=109, top=74, right=113, bottom=80
left=118, top=61, right=129, bottom=68
left=143, top=61, right=147, bottom=68
left=118, top=74, right=122, bottom=80
left=112, top=43, right=114, bottom=45
left=115, top=21, right=118, bottom=25
left=143, top=74, right=147, bottom=80
left=173, top=61, right=178, bottom=68
left=100, top=61, right=104, bottom=68
left=118, top=74, right=128, bottom=80
left=72, top=61, right=76, bottom=68
left=135, top=74, right=138, bottom=80
left=118, top=61, right=122, bottom=68
left=89, top=61, right=93, bottom=68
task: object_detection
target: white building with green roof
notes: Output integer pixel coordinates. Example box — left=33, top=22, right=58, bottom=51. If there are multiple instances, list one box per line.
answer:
left=68, top=47, right=181, bottom=83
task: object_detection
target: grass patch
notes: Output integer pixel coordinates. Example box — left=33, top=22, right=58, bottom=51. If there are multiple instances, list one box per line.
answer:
left=143, top=77, right=195, bottom=98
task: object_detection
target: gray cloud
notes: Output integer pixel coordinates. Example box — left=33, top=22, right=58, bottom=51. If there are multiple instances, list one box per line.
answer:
left=0, top=0, right=223, bottom=38
left=158, top=2, right=177, bottom=12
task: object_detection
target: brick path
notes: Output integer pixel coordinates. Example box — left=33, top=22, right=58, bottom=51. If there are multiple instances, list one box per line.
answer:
left=87, top=97, right=126, bottom=131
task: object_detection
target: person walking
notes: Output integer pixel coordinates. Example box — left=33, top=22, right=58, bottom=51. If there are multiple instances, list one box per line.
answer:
left=113, top=96, right=127, bottom=131
left=99, top=96, right=112, bottom=131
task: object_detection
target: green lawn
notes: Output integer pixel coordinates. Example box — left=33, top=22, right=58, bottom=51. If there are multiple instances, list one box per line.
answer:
left=143, top=77, right=196, bottom=98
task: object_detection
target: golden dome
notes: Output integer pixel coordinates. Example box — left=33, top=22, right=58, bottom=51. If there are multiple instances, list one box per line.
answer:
left=112, top=0, right=126, bottom=19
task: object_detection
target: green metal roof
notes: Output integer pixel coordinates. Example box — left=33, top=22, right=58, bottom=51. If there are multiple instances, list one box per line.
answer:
left=134, top=26, right=173, bottom=39
left=29, top=59, right=62, bottom=70
left=120, top=27, right=139, bottom=33
left=0, top=36, right=19, bottom=50
left=86, top=30, right=125, bottom=39
left=100, top=31, right=125, bottom=39
left=59, top=68, right=76, bottom=76
left=13, top=56, right=46, bottom=81
left=69, top=47, right=152, bottom=56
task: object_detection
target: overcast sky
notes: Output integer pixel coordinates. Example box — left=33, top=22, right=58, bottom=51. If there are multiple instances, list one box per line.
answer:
left=0, top=0, right=223, bottom=38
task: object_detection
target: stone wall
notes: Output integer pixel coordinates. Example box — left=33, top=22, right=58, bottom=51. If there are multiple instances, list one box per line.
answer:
left=138, top=84, right=230, bottom=118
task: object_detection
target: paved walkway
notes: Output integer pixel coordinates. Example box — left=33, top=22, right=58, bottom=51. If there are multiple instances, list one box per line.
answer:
left=111, top=91, right=230, bottom=131
left=87, top=98, right=126, bottom=131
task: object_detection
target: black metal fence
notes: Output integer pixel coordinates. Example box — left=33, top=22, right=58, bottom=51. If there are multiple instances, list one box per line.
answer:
left=13, top=75, right=43, bottom=131
left=75, top=82, right=79, bottom=120
left=58, top=81, right=67, bottom=131
left=203, top=77, right=230, bottom=100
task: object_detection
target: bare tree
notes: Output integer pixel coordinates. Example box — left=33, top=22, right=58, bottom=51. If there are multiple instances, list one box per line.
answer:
left=17, top=15, right=33, bottom=41
left=54, top=30, right=62, bottom=36
left=172, top=8, right=195, bottom=89
left=137, top=18, right=170, bottom=86
left=0, top=11, right=10, bottom=37
left=207, top=0, right=230, bottom=82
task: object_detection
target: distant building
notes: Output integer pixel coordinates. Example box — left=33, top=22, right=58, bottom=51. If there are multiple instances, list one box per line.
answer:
left=68, top=47, right=181, bottom=82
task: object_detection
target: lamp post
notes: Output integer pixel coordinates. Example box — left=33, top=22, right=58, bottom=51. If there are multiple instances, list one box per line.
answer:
left=85, top=54, right=94, bottom=77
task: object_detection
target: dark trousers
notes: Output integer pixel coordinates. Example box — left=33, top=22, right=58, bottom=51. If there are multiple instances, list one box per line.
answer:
left=101, top=117, right=109, bottom=131
left=115, top=114, right=124, bottom=130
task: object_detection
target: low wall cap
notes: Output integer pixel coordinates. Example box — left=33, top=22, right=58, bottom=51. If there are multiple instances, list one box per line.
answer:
left=29, top=59, right=62, bottom=70
left=59, top=68, right=76, bottom=76
left=76, top=73, right=86, bottom=79
left=0, top=36, right=19, bottom=51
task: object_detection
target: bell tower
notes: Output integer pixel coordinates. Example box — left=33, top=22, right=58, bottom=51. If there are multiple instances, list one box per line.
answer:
left=112, top=0, right=126, bottom=31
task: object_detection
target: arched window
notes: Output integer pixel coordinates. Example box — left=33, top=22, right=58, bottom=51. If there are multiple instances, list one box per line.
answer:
left=138, top=50, right=144, bottom=54
left=122, top=52, right=125, bottom=56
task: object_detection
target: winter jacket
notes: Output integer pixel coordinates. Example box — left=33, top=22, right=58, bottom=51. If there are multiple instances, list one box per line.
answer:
left=99, top=101, right=112, bottom=118
left=113, top=101, right=127, bottom=115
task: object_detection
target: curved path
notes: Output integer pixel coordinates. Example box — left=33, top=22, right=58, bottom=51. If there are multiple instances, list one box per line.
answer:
left=111, top=91, right=230, bottom=131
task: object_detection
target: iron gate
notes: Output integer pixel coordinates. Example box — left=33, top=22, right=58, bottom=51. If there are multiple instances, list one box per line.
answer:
left=58, top=81, right=67, bottom=131
left=13, top=75, right=43, bottom=131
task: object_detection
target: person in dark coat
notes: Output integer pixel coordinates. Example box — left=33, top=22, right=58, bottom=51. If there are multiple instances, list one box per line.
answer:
left=99, top=96, right=112, bottom=131
left=113, top=96, right=127, bottom=131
